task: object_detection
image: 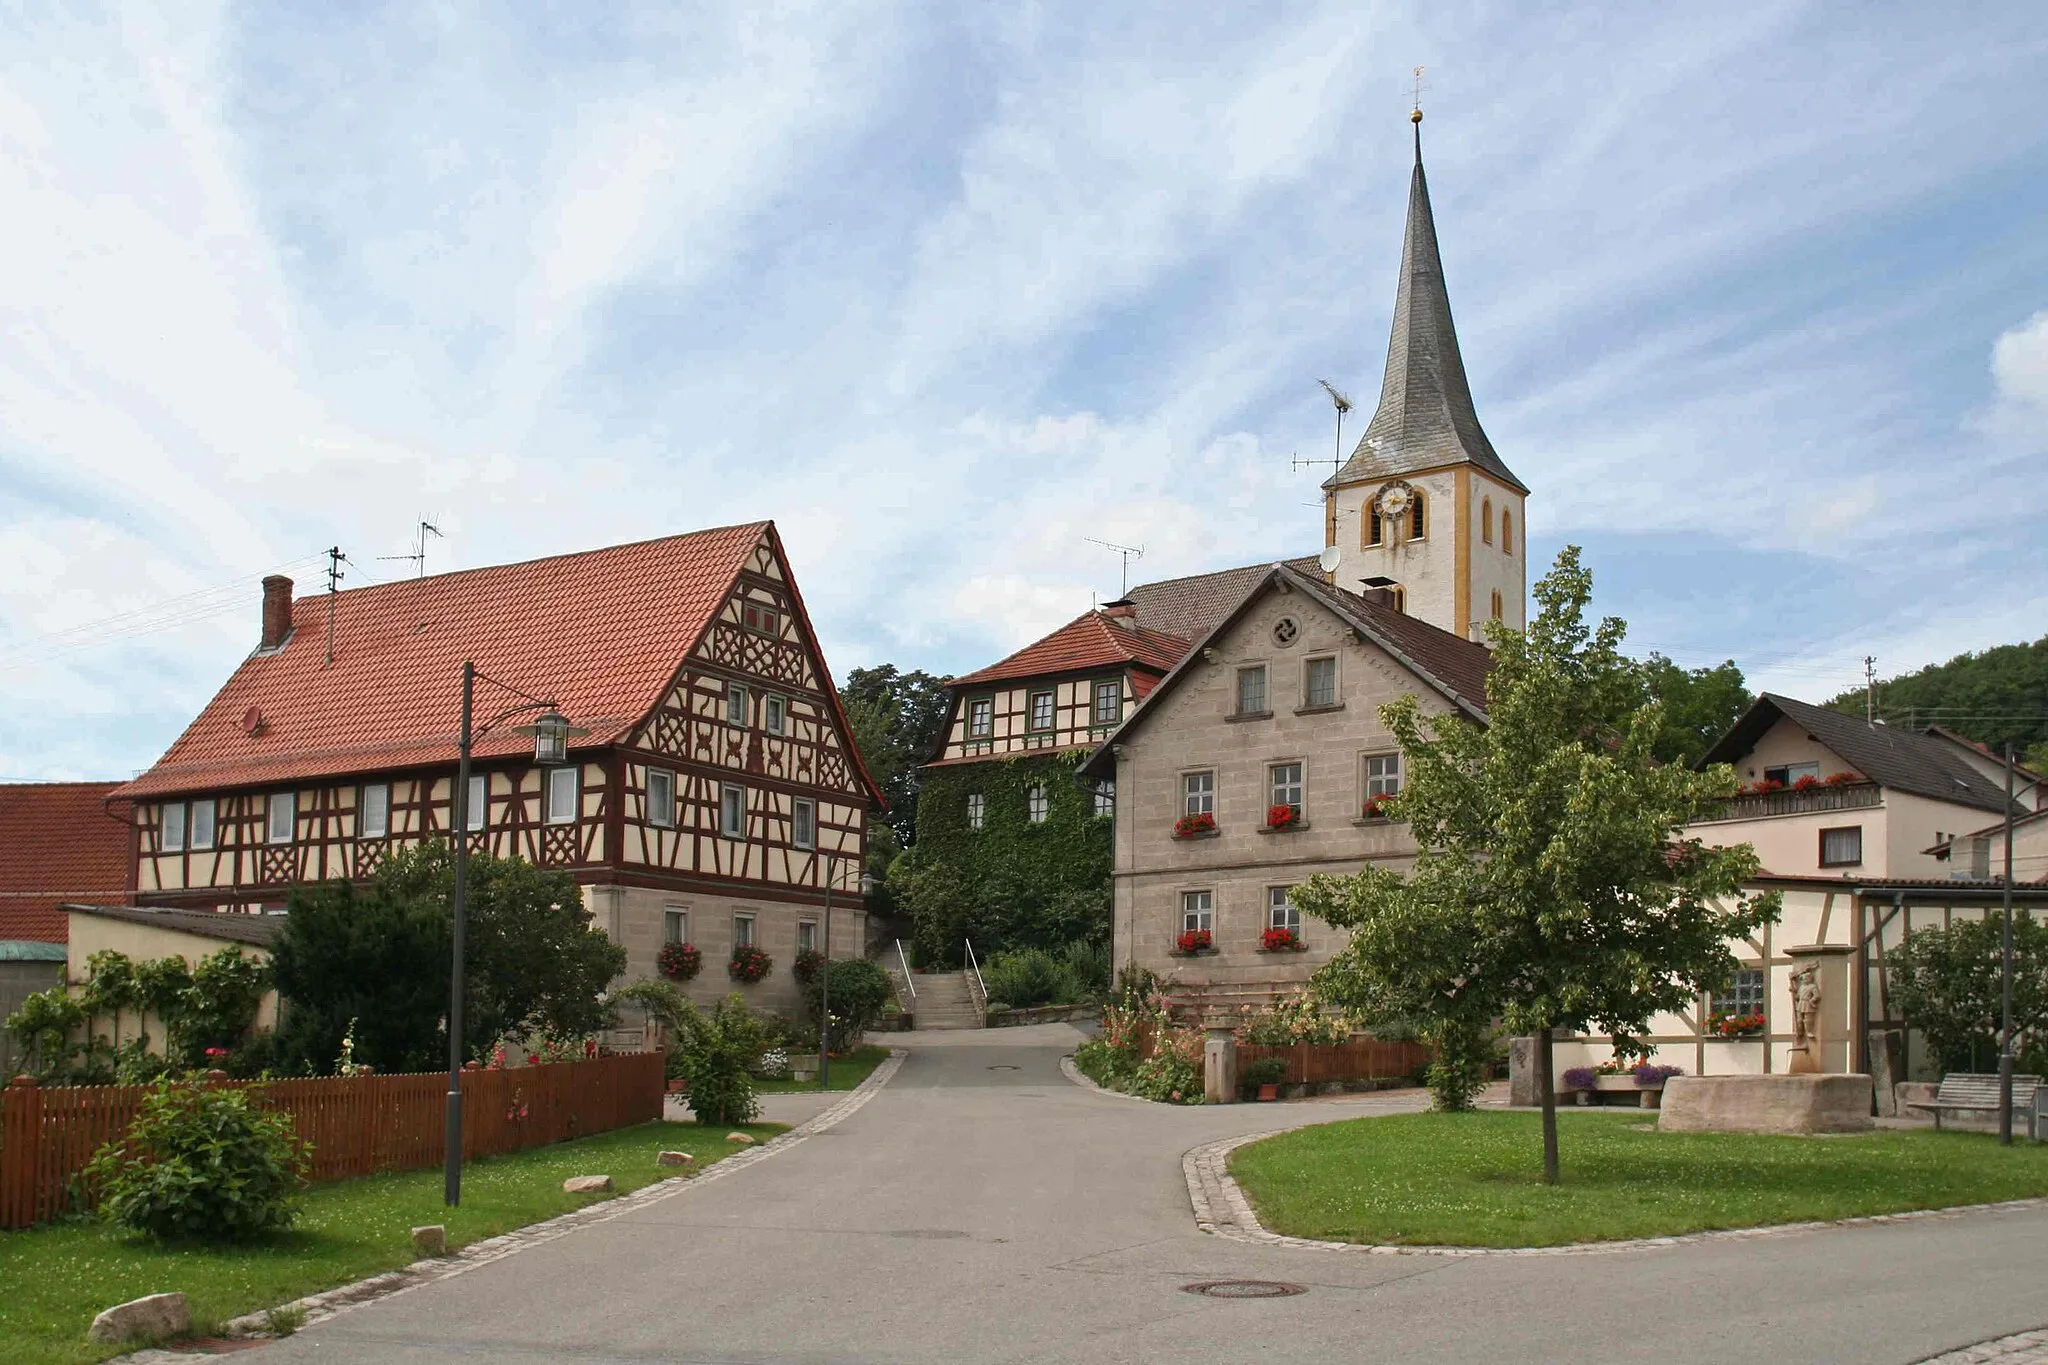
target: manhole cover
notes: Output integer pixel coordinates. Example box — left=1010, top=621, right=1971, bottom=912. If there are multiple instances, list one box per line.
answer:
left=988, top=1064, right=1020, bottom=1071
left=1182, top=1280, right=1306, bottom=1299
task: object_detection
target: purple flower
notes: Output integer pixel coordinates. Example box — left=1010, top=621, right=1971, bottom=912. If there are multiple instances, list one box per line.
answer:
left=1562, top=1067, right=1596, bottom=1091
left=1632, top=1063, right=1683, bottom=1087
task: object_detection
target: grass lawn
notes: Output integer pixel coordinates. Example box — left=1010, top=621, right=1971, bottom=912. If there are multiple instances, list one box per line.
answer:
left=752, top=1043, right=891, bottom=1093
left=0, top=1117, right=786, bottom=1365
left=1229, top=1111, right=2048, bottom=1248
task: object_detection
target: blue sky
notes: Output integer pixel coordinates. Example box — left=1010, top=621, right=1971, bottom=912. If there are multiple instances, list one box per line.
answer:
left=3, top=2, right=2045, bottom=781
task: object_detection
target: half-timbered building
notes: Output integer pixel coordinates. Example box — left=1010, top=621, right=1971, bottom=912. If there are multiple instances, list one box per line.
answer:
left=110, top=522, right=882, bottom=1014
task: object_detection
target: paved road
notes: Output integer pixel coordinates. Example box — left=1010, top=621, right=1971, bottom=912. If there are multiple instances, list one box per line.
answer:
left=251, top=1024, right=2048, bottom=1364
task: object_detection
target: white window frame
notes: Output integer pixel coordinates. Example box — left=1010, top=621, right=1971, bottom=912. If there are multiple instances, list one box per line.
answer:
left=765, top=694, right=787, bottom=736
left=1363, top=753, right=1402, bottom=799
left=267, top=791, right=296, bottom=845
left=793, top=797, right=816, bottom=850
left=733, top=912, right=756, bottom=948
left=664, top=906, right=689, bottom=945
left=797, top=919, right=819, bottom=955
left=545, top=767, right=579, bottom=825
left=1304, top=656, right=1337, bottom=708
left=161, top=802, right=186, bottom=853
left=1093, top=780, right=1115, bottom=819
left=966, top=792, right=986, bottom=830
left=721, top=783, right=746, bottom=838
left=1268, top=886, right=1300, bottom=934
left=967, top=697, right=994, bottom=739
left=1028, top=689, right=1055, bottom=733
left=727, top=682, right=748, bottom=726
left=1235, top=665, right=1268, bottom=716
left=1027, top=785, right=1049, bottom=824
left=1093, top=679, right=1122, bottom=725
left=189, top=798, right=216, bottom=851
left=646, top=768, right=675, bottom=828
left=1269, top=761, right=1303, bottom=815
left=1181, top=890, right=1214, bottom=933
left=1183, top=771, right=1215, bottom=817
left=359, top=783, right=390, bottom=839
left=465, top=773, right=488, bottom=832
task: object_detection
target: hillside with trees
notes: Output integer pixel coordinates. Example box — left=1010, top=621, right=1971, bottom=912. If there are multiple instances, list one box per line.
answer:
left=1827, top=636, right=2048, bottom=769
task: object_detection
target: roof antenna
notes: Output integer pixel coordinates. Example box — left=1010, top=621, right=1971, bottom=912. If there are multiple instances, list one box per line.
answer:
left=379, top=519, right=443, bottom=579
left=1294, top=380, right=1353, bottom=476
left=1864, top=655, right=1878, bottom=726
left=324, top=546, right=346, bottom=666
left=1086, top=539, right=1144, bottom=598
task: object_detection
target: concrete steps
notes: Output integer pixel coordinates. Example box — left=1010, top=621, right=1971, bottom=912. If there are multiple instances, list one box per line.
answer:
left=910, top=971, right=985, bottom=1030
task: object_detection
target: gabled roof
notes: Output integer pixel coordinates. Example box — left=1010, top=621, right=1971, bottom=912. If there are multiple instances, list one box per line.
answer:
left=0, top=782, right=131, bottom=943
left=1080, top=561, right=1490, bottom=778
left=66, top=903, right=284, bottom=949
left=1326, top=126, right=1525, bottom=495
left=1700, top=693, right=2016, bottom=816
left=1922, top=804, right=2048, bottom=855
left=113, top=523, right=884, bottom=807
left=950, top=611, right=1187, bottom=689
left=1124, top=563, right=1289, bottom=645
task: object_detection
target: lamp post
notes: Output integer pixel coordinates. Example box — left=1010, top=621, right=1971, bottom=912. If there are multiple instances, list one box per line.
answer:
left=816, top=854, right=879, bottom=1091
left=445, top=663, right=585, bottom=1207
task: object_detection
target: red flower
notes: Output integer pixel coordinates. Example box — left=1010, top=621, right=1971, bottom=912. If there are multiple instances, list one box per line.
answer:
left=1361, top=792, right=1395, bottom=819
left=204, top=1047, right=230, bottom=1059
left=1173, top=811, right=1216, bottom=838
left=1266, top=804, right=1299, bottom=830
left=527, top=1054, right=541, bottom=1066
left=1748, top=778, right=1785, bottom=795
left=1260, top=926, right=1300, bottom=952
left=1823, top=770, right=1863, bottom=787
left=1175, top=928, right=1213, bottom=954
left=1792, top=774, right=1821, bottom=791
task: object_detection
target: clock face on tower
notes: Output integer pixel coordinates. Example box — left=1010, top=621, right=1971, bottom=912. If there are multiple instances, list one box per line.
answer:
left=1375, top=482, right=1413, bottom=521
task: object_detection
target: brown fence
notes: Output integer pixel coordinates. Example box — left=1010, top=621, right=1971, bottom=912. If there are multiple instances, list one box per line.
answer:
left=1238, top=1038, right=1430, bottom=1086
left=0, top=1052, right=665, bottom=1229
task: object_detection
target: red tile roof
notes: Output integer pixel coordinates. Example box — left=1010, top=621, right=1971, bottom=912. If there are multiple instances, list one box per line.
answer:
left=0, top=783, right=131, bottom=942
left=113, top=523, right=883, bottom=806
left=950, top=611, right=1188, bottom=688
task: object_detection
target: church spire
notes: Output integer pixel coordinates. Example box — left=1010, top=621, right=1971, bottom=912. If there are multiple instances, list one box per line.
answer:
left=1325, top=113, right=1525, bottom=494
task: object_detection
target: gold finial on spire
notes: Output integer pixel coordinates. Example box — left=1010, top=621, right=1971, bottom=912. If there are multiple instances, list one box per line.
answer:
left=1410, top=65, right=1426, bottom=123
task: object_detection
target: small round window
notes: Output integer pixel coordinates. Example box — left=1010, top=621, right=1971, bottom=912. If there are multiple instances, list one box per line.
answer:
left=1272, top=617, right=1300, bottom=646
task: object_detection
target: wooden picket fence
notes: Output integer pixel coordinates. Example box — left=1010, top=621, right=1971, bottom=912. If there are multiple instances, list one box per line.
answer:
left=0, top=1052, right=665, bottom=1229
left=1237, top=1038, right=1431, bottom=1085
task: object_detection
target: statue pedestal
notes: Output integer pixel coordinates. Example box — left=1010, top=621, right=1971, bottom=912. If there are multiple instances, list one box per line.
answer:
left=1786, top=1046, right=1821, bottom=1075
left=1659, top=1074, right=1873, bottom=1134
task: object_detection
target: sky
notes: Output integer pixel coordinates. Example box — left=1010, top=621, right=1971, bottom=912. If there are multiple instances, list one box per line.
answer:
left=2, top=2, right=2045, bottom=782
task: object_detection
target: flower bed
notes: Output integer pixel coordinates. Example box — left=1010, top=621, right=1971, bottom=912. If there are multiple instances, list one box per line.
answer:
left=1172, top=812, right=1217, bottom=839
left=728, top=944, right=773, bottom=984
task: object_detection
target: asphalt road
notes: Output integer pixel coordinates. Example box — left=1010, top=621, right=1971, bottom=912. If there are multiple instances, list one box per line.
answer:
left=247, top=1023, right=2048, bottom=1364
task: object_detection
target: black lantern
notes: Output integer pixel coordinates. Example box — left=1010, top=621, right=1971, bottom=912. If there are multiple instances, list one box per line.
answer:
left=524, top=710, right=574, bottom=765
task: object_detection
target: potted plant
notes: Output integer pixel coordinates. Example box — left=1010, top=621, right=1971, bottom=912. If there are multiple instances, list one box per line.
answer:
left=1259, top=926, right=1303, bottom=952
left=1265, top=803, right=1301, bottom=831
left=1360, top=792, right=1396, bottom=821
left=1631, top=1062, right=1683, bottom=1109
left=1173, top=928, right=1213, bottom=956
left=1708, top=1010, right=1766, bottom=1038
left=1173, top=811, right=1217, bottom=838
left=658, top=941, right=702, bottom=982
left=1823, top=770, right=1865, bottom=787
left=1243, top=1057, right=1288, bottom=1102
left=728, top=943, right=773, bottom=984
left=1792, top=773, right=1821, bottom=792
left=1562, top=1066, right=1597, bottom=1105
left=792, top=948, right=825, bottom=984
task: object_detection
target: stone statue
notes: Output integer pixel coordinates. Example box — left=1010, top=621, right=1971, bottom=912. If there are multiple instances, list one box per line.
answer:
left=1788, top=963, right=1822, bottom=1073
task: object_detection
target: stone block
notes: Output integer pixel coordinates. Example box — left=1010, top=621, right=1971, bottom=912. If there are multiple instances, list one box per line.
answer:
left=725, top=1131, right=757, bottom=1145
left=1659, top=1074, right=1874, bottom=1134
left=1508, top=1037, right=1539, bottom=1107
left=1203, top=1028, right=1238, bottom=1104
left=410, top=1224, right=447, bottom=1256
left=88, top=1292, right=189, bottom=1346
left=656, top=1150, right=695, bottom=1168
left=562, top=1174, right=614, bottom=1194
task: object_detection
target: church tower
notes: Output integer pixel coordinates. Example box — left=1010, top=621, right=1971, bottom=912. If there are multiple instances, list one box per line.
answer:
left=1324, top=113, right=1527, bottom=642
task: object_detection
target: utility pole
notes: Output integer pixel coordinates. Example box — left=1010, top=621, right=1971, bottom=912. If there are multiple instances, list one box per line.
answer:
left=2000, top=741, right=2016, bottom=1145
left=1863, top=656, right=1877, bottom=724
left=325, top=546, right=346, bottom=666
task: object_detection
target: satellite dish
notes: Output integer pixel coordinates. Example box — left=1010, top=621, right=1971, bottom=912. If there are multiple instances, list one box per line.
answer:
left=1317, top=545, right=1343, bottom=574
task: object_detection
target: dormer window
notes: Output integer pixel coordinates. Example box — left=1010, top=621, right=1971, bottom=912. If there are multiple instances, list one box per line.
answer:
left=967, top=698, right=994, bottom=739
left=1093, top=679, right=1122, bottom=725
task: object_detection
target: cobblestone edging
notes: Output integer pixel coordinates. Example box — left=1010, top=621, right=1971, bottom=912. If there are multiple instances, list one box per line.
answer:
left=1917, top=1327, right=2048, bottom=1363
left=119, top=1050, right=909, bottom=1361
left=1185, top=1123, right=2048, bottom=1259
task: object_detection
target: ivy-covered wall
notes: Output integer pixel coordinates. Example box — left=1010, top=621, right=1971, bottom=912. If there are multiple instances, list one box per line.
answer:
left=896, top=752, right=1112, bottom=965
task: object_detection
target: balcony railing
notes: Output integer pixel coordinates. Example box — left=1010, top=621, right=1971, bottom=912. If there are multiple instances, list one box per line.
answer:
left=1703, top=781, right=1881, bottom=822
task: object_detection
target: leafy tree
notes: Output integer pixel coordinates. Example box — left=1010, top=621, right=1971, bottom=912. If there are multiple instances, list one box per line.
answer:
left=841, top=664, right=953, bottom=848
left=1294, top=547, right=1779, bottom=1182
left=271, top=878, right=450, bottom=1075
left=1887, top=912, right=2048, bottom=1074
left=800, top=958, right=893, bottom=1051
left=1827, top=635, right=2048, bottom=759
left=1636, top=653, right=1751, bottom=765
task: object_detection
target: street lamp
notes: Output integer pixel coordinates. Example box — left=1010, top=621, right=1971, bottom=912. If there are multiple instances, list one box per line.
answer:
left=446, top=663, right=586, bottom=1207
left=816, top=853, right=880, bottom=1090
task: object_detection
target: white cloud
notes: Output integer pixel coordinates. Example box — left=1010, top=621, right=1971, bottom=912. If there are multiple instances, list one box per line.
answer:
left=1976, top=309, right=2048, bottom=448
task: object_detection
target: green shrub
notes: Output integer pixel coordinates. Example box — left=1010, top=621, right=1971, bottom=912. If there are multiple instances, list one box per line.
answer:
left=1072, top=1038, right=1136, bottom=1090
left=980, top=947, right=1075, bottom=1010
left=679, top=994, right=762, bottom=1126
left=801, top=959, right=893, bottom=1052
left=1243, top=1057, right=1289, bottom=1088
left=1128, top=1049, right=1203, bottom=1104
left=1058, top=940, right=1112, bottom=1000
left=85, top=1079, right=311, bottom=1242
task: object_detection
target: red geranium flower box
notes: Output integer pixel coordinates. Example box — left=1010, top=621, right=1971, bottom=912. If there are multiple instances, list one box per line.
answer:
left=1173, top=811, right=1217, bottom=838
left=1266, top=804, right=1300, bottom=830
left=1174, top=929, right=1213, bottom=955
left=728, top=943, right=773, bottom=984
left=658, top=941, right=702, bottom=981
left=1360, top=793, right=1396, bottom=820
left=1792, top=774, right=1821, bottom=791
left=1260, top=926, right=1302, bottom=952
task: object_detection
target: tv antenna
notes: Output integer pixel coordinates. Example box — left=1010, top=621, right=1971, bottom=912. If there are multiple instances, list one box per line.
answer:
left=379, top=519, right=443, bottom=579
left=1292, top=379, right=1353, bottom=473
left=323, top=546, right=347, bottom=665
left=1086, top=539, right=1145, bottom=597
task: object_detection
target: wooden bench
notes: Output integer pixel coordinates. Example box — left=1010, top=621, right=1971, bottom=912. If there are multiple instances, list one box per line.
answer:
left=1905, top=1073, right=2043, bottom=1136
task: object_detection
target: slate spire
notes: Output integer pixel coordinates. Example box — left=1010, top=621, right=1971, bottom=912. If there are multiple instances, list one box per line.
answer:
left=1326, top=117, right=1524, bottom=493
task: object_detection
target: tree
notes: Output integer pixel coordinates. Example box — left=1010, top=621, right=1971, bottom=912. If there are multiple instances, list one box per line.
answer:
left=271, top=878, right=451, bottom=1074
left=1826, top=635, right=2048, bottom=759
left=1637, top=653, right=1751, bottom=766
left=1887, top=912, right=2048, bottom=1074
left=840, top=664, right=953, bottom=848
left=1294, top=547, right=1779, bottom=1182
left=801, top=958, right=893, bottom=1052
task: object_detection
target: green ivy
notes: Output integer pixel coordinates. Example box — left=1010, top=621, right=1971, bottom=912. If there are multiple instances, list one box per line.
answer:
left=893, top=751, right=1111, bottom=965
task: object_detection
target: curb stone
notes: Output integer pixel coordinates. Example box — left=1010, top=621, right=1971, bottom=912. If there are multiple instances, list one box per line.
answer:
left=1184, top=1123, right=2048, bottom=1259
left=1916, top=1327, right=2048, bottom=1363
left=1057, top=1054, right=1154, bottom=1103
left=115, top=1049, right=908, bottom=1361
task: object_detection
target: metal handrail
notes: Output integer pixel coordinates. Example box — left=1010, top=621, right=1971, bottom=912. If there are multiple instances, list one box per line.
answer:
left=964, top=939, right=988, bottom=1011
left=894, top=938, right=917, bottom=1001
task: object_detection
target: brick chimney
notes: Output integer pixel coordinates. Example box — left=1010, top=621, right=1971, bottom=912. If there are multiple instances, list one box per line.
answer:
left=1101, top=599, right=1137, bottom=631
left=260, top=575, right=294, bottom=650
